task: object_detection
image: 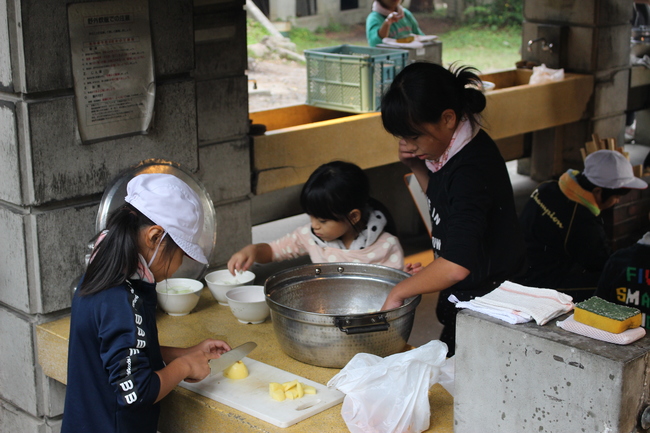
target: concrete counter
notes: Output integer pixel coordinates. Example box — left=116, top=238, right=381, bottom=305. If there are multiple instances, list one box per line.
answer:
left=36, top=289, right=453, bottom=432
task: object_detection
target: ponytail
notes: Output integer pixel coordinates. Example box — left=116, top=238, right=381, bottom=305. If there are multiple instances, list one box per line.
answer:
left=78, top=204, right=180, bottom=296
left=381, top=61, right=486, bottom=137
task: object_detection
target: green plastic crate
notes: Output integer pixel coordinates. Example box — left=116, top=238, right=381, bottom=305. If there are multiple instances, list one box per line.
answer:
left=304, top=45, right=409, bottom=113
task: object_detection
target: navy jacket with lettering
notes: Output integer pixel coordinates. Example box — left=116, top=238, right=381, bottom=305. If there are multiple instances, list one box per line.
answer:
left=62, top=279, right=163, bottom=433
left=596, top=234, right=650, bottom=329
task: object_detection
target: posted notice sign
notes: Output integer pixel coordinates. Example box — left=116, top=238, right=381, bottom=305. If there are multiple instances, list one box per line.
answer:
left=68, top=0, right=155, bottom=143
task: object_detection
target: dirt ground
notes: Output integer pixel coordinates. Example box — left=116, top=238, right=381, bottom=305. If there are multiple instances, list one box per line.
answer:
left=247, top=16, right=451, bottom=113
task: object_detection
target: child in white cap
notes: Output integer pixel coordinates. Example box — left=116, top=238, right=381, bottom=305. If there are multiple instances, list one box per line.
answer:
left=515, top=150, right=648, bottom=301
left=62, top=173, right=231, bottom=433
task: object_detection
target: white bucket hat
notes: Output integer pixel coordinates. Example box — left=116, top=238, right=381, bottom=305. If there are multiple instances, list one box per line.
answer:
left=583, top=150, right=648, bottom=190
left=125, top=173, right=208, bottom=264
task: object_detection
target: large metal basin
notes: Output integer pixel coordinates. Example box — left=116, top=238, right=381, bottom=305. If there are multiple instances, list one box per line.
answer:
left=264, top=263, right=420, bottom=368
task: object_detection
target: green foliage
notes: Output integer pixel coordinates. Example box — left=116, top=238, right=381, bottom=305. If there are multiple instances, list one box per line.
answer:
left=441, top=25, right=521, bottom=73
left=247, top=18, right=271, bottom=45
left=463, top=0, right=523, bottom=28
left=289, top=26, right=357, bottom=53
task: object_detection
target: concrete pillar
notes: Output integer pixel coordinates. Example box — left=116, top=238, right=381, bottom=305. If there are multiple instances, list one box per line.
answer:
left=521, top=0, right=632, bottom=179
left=455, top=310, right=650, bottom=432
left=0, top=0, right=250, bottom=431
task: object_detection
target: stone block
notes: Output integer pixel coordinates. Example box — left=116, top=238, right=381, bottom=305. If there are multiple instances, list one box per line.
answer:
left=149, top=0, right=194, bottom=77
left=33, top=203, right=97, bottom=314
left=196, top=77, right=248, bottom=144
left=24, top=80, right=197, bottom=205
left=43, top=377, right=65, bottom=418
left=524, top=0, right=632, bottom=26
left=593, top=67, right=630, bottom=119
left=0, top=206, right=29, bottom=312
left=455, top=310, right=650, bottom=433
left=194, top=8, right=247, bottom=80
left=0, top=3, right=12, bottom=91
left=0, top=309, right=38, bottom=415
left=211, top=199, right=251, bottom=265
left=0, top=102, right=20, bottom=204
left=197, top=138, right=251, bottom=203
left=565, top=25, right=631, bottom=73
left=17, top=0, right=194, bottom=93
left=0, top=399, right=51, bottom=433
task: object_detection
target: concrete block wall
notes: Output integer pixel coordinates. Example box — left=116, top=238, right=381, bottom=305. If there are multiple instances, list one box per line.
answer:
left=522, top=0, right=633, bottom=177
left=0, top=0, right=250, bottom=431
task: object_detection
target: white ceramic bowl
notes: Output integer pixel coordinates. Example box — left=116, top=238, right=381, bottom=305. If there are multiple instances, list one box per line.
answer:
left=205, top=270, right=255, bottom=305
left=156, top=278, right=203, bottom=316
left=225, top=285, right=270, bottom=324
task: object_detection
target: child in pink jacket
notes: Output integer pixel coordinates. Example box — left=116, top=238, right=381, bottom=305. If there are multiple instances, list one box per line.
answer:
left=228, top=161, right=416, bottom=274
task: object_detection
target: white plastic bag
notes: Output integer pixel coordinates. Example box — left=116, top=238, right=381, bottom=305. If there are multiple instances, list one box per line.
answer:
left=327, top=340, right=451, bottom=433
left=529, top=63, right=564, bottom=85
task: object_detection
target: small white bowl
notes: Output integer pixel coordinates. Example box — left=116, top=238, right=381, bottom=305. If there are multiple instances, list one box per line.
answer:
left=156, top=278, right=203, bottom=316
left=225, top=285, right=270, bottom=324
left=205, top=269, right=255, bottom=305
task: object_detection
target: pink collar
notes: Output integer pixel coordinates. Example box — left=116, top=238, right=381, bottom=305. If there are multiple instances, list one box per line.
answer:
left=425, top=117, right=479, bottom=173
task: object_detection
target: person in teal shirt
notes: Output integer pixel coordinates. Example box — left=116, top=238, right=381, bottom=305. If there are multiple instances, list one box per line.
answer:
left=366, top=0, right=424, bottom=47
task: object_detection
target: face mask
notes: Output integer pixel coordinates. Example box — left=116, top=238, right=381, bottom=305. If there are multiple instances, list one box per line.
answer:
left=147, top=231, right=167, bottom=268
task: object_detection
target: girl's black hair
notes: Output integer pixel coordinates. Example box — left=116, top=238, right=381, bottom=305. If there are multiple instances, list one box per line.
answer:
left=576, top=173, right=632, bottom=202
left=381, top=62, right=486, bottom=138
left=78, top=203, right=180, bottom=296
left=300, top=161, right=373, bottom=232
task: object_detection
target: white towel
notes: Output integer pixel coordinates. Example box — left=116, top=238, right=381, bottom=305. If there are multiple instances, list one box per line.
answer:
left=452, top=281, right=575, bottom=325
left=557, top=314, right=646, bottom=345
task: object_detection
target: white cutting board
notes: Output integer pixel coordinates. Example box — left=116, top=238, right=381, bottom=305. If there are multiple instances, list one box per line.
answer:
left=179, top=357, right=344, bottom=428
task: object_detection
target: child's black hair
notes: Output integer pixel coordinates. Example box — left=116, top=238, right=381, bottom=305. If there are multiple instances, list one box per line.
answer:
left=300, top=161, right=371, bottom=231
left=381, top=62, right=486, bottom=138
left=78, top=203, right=180, bottom=296
left=576, top=173, right=632, bottom=202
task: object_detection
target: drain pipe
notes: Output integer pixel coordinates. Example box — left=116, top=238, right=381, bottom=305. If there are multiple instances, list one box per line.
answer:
left=245, top=0, right=285, bottom=39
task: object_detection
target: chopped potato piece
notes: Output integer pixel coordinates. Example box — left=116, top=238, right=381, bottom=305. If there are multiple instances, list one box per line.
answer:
left=295, top=382, right=304, bottom=398
left=270, top=378, right=317, bottom=401
left=269, top=383, right=285, bottom=401
left=282, top=379, right=299, bottom=391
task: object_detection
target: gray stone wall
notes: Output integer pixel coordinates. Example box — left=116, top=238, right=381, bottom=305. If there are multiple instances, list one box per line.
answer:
left=521, top=0, right=632, bottom=179
left=0, top=0, right=250, bottom=431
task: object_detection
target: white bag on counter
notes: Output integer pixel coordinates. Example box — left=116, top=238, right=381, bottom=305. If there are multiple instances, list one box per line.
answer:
left=327, top=340, right=452, bottom=433
left=529, top=63, right=564, bottom=85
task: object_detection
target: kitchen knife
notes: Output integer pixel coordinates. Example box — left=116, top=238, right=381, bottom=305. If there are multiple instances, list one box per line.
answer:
left=209, top=341, right=257, bottom=375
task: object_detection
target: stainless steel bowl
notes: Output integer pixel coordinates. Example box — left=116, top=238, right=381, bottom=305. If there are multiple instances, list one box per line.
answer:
left=265, top=263, right=420, bottom=368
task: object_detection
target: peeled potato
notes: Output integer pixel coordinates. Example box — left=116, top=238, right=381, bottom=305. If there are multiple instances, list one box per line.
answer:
left=223, top=360, right=249, bottom=379
left=303, top=384, right=316, bottom=394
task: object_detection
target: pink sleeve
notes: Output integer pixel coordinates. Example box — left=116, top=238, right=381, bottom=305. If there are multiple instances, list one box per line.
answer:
left=268, top=225, right=310, bottom=262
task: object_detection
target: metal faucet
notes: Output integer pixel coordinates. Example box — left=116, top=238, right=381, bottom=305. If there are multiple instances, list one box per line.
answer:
left=527, top=37, right=554, bottom=53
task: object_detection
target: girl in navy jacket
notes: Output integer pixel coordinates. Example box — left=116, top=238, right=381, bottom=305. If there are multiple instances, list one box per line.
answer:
left=62, top=174, right=231, bottom=433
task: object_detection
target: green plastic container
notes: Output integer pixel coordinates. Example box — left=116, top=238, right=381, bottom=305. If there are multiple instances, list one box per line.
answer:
left=304, top=45, right=409, bottom=113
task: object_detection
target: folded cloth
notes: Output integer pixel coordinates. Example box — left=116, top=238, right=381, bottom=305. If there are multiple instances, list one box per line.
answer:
left=452, top=281, right=575, bottom=325
left=557, top=314, right=646, bottom=345
left=449, top=294, right=532, bottom=324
